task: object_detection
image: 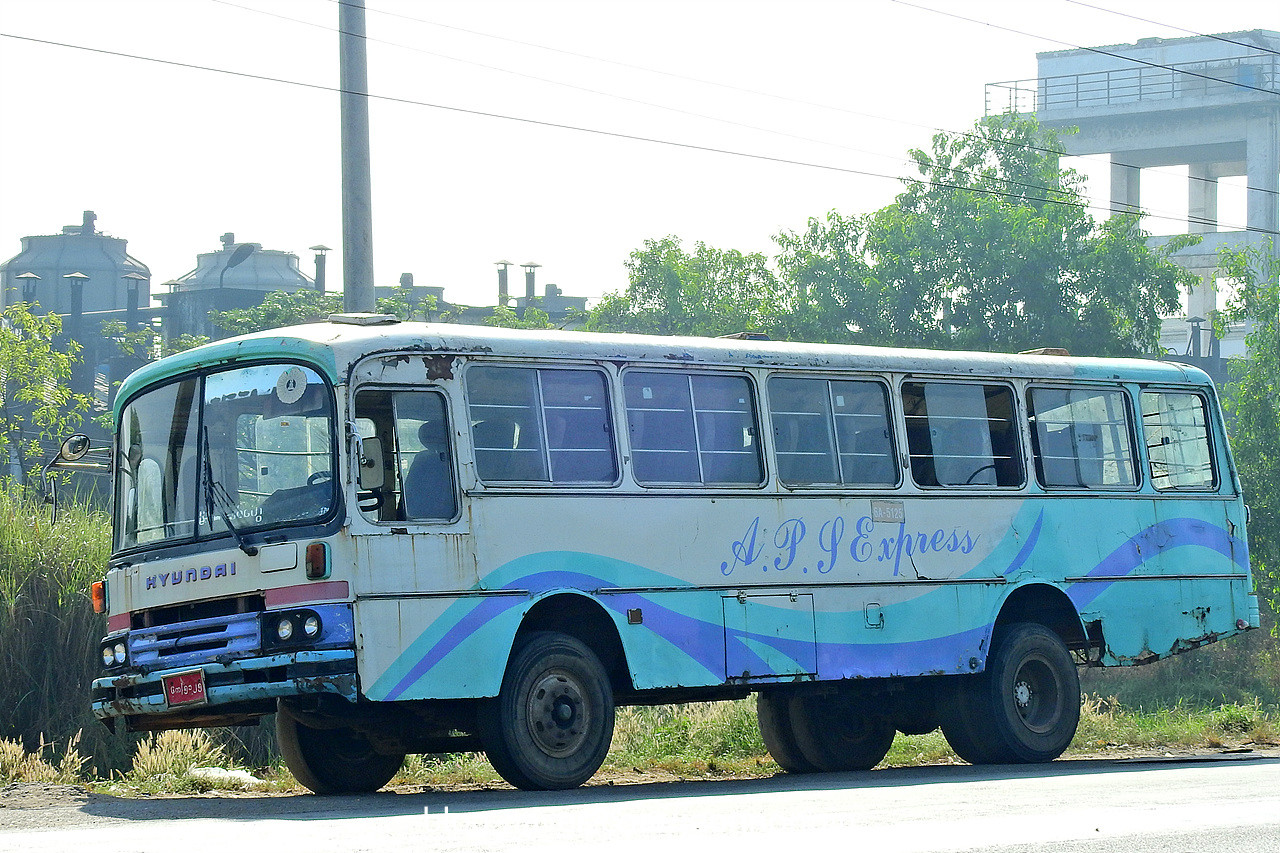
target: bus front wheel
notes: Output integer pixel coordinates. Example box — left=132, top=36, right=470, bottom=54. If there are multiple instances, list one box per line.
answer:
left=787, top=687, right=896, bottom=772
left=940, top=622, right=1080, bottom=764
left=276, top=703, right=405, bottom=794
left=479, top=631, right=615, bottom=791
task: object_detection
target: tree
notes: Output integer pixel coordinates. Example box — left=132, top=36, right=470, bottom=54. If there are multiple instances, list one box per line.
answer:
left=586, top=237, right=790, bottom=338
left=0, top=303, right=90, bottom=483
left=210, top=289, right=344, bottom=336
left=778, top=114, right=1190, bottom=355
left=1218, top=242, right=1280, bottom=628
left=99, top=320, right=207, bottom=360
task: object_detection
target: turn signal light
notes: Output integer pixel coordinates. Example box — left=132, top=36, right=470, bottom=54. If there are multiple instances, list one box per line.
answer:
left=305, top=542, right=330, bottom=580
left=90, top=580, right=106, bottom=614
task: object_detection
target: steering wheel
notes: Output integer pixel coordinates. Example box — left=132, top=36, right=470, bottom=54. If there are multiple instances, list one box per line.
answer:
left=308, top=471, right=333, bottom=486
left=963, top=464, right=997, bottom=485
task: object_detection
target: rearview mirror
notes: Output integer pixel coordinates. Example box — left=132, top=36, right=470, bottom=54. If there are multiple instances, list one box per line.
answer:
left=357, top=437, right=384, bottom=491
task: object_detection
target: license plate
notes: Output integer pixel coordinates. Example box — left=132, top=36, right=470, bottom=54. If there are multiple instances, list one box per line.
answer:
left=163, top=669, right=207, bottom=707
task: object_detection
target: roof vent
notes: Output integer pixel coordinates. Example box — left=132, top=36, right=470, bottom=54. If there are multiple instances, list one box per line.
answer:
left=329, top=313, right=400, bottom=326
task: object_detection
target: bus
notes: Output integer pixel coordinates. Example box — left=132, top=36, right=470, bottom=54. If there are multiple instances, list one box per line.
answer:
left=82, top=316, right=1258, bottom=792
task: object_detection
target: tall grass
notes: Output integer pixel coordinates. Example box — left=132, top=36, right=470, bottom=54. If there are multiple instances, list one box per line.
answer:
left=0, top=486, right=117, bottom=768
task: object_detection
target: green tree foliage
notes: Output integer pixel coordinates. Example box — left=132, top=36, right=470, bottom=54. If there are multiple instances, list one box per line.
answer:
left=775, top=115, right=1189, bottom=354
left=1218, top=243, right=1280, bottom=627
left=586, top=237, right=789, bottom=337
left=210, top=289, right=344, bottom=336
left=484, top=304, right=564, bottom=330
left=99, top=320, right=208, bottom=360
left=0, top=303, right=90, bottom=482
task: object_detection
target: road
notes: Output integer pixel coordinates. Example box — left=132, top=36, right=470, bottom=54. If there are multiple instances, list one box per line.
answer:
left=3, top=755, right=1278, bottom=853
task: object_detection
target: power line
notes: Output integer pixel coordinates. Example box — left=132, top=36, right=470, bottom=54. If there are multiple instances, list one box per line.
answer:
left=888, top=0, right=1279, bottom=97
left=219, top=0, right=1276, bottom=216
left=1, top=29, right=1274, bottom=236
left=206, top=0, right=1202, bottom=227
left=329, top=0, right=1277, bottom=203
left=1058, top=0, right=1280, bottom=58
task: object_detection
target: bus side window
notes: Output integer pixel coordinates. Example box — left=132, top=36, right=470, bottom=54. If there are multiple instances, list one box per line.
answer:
left=1140, top=391, right=1216, bottom=491
left=1028, top=387, right=1137, bottom=489
left=902, top=381, right=1022, bottom=488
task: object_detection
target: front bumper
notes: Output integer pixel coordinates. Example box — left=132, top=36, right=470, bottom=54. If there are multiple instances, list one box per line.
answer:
left=91, top=649, right=358, bottom=721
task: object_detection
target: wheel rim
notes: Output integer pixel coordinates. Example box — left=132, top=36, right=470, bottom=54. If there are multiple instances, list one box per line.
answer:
left=1011, top=654, right=1062, bottom=734
left=524, top=668, right=591, bottom=758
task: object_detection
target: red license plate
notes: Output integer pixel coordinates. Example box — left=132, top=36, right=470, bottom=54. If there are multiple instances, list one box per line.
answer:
left=163, top=669, right=207, bottom=707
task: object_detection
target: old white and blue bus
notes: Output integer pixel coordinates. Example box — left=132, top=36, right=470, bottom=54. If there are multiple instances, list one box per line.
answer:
left=84, top=317, right=1257, bottom=792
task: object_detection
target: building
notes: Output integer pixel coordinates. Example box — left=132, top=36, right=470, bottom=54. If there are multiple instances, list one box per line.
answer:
left=986, top=29, right=1280, bottom=374
left=161, top=232, right=317, bottom=341
left=0, top=210, right=152, bottom=411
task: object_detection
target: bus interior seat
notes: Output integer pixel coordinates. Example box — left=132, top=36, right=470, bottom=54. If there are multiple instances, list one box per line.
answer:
left=402, top=421, right=455, bottom=519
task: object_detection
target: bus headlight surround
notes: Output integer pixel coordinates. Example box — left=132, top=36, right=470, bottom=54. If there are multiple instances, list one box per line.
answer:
left=263, top=610, right=323, bottom=648
left=101, top=640, right=127, bottom=669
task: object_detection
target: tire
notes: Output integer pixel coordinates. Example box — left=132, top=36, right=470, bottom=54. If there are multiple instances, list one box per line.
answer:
left=787, top=687, right=896, bottom=772
left=275, top=704, right=405, bottom=795
left=756, top=692, right=818, bottom=773
left=478, top=631, right=615, bottom=791
left=940, top=622, right=1080, bottom=765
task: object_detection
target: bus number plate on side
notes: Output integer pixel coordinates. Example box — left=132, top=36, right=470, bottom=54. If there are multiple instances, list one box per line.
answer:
left=163, top=669, right=207, bottom=707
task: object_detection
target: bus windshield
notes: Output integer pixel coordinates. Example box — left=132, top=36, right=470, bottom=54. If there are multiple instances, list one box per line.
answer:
left=113, top=363, right=336, bottom=551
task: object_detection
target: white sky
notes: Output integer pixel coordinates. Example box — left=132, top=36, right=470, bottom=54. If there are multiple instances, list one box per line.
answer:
left=0, top=0, right=1272, bottom=308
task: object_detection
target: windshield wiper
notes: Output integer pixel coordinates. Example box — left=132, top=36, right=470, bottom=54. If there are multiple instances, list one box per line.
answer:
left=202, top=427, right=259, bottom=557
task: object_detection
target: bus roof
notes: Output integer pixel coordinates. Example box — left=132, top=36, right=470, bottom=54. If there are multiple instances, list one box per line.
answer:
left=114, top=317, right=1212, bottom=419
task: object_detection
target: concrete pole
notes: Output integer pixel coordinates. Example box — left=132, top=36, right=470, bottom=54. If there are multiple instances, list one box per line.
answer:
left=339, top=0, right=375, bottom=313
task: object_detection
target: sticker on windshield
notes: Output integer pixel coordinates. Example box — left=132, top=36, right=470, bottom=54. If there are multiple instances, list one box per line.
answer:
left=276, top=367, right=308, bottom=404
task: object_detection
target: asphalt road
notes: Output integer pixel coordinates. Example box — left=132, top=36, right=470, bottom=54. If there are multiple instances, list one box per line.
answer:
left=3, top=754, right=1279, bottom=853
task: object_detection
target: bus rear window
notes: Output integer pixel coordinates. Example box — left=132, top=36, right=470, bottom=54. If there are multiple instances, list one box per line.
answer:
left=901, top=381, right=1022, bottom=488
left=1141, top=391, right=1217, bottom=491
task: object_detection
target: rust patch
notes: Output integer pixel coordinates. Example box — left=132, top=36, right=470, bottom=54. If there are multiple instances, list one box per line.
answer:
left=422, top=354, right=456, bottom=380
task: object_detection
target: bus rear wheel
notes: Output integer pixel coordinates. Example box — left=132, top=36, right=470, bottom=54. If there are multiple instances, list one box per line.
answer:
left=756, top=692, right=818, bottom=773
left=478, top=631, right=614, bottom=791
left=940, top=622, right=1080, bottom=764
left=276, top=703, right=405, bottom=794
left=787, top=687, right=896, bottom=772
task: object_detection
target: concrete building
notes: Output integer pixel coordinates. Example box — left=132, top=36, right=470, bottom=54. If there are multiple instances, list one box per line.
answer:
left=987, top=30, right=1280, bottom=369
left=0, top=211, right=153, bottom=412
left=161, top=232, right=316, bottom=341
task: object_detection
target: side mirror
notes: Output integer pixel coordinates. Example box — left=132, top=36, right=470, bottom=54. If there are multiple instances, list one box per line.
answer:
left=356, top=437, right=385, bottom=491
left=59, top=434, right=91, bottom=462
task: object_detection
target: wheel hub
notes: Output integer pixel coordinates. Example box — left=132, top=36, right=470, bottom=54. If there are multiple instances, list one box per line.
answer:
left=1014, top=680, right=1033, bottom=709
left=526, top=671, right=589, bottom=758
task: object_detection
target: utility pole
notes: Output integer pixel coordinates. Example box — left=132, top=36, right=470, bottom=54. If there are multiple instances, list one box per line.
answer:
left=339, top=0, right=375, bottom=312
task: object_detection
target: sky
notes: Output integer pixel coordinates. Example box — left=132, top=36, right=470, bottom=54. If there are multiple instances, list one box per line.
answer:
left=0, top=0, right=1273, bottom=309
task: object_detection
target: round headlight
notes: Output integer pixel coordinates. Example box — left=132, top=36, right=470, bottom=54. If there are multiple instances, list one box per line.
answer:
left=302, top=615, right=321, bottom=638
left=113, top=643, right=127, bottom=665
left=102, top=646, right=115, bottom=667
left=276, top=617, right=294, bottom=641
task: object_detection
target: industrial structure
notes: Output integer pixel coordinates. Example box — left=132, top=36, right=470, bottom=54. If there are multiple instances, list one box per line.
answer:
left=987, top=29, right=1280, bottom=374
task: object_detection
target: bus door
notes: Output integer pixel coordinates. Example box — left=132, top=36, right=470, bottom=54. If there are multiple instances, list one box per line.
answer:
left=349, top=385, right=478, bottom=697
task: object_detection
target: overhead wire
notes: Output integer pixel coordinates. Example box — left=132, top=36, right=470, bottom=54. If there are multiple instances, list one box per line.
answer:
left=222, top=0, right=1275, bottom=224
left=1058, top=0, right=1280, bottom=58
left=1, top=22, right=1274, bottom=236
left=331, top=0, right=1278, bottom=211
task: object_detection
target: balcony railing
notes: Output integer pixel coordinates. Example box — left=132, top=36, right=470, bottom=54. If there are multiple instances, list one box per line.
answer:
left=986, top=52, right=1279, bottom=115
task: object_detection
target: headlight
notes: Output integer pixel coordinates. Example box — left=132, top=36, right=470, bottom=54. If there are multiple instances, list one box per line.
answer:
left=303, top=614, right=321, bottom=638
left=102, top=646, right=115, bottom=667
left=276, top=618, right=294, bottom=641
left=113, top=643, right=127, bottom=665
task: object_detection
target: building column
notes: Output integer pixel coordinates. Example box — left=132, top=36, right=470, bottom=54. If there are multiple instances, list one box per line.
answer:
left=1188, top=164, right=1219, bottom=233
left=1246, top=114, right=1279, bottom=237
left=1111, top=157, right=1141, bottom=216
